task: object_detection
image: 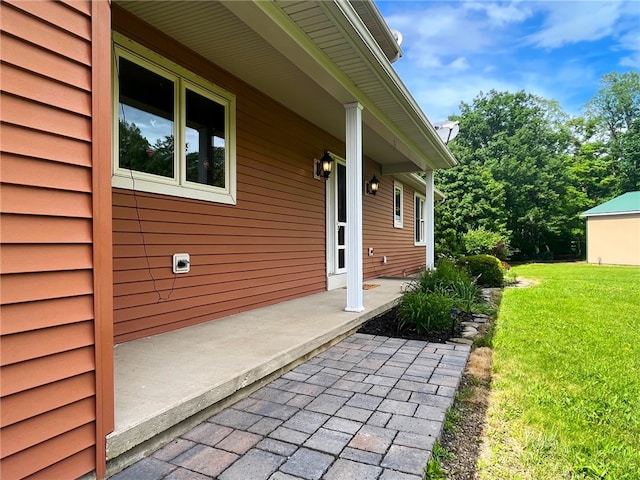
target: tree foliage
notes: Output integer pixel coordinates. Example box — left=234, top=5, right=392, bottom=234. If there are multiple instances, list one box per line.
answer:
left=435, top=73, right=639, bottom=259
left=585, top=71, right=640, bottom=193
left=119, top=120, right=174, bottom=178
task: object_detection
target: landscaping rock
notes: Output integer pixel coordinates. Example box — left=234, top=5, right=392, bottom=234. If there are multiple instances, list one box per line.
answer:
left=461, top=322, right=481, bottom=329
left=447, top=338, right=474, bottom=346
left=462, top=328, right=478, bottom=338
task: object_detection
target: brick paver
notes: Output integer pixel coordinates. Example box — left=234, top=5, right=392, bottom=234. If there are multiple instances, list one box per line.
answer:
left=111, top=334, right=470, bottom=479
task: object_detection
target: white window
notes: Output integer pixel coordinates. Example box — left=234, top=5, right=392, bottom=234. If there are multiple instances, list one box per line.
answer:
left=393, top=181, right=403, bottom=228
left=414, top=193, right=426, bottom=245
left=113, top=34, right=236, bottom=204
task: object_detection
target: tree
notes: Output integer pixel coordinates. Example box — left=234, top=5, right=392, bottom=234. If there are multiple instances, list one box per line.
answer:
left=435, top=162, right=508, bottom=254
left=119, top=119, right=149, bottom=171
left=585, top=72, right=640, bottom=193
left=617, top=118, right=640, bottom=192
left=119, top=120, right=174, bottom=178
left=435, top=74, right=639, bottom=259
left=438, top=90, right=574, bottom=257
left=585, top=72, right=640, bottom=143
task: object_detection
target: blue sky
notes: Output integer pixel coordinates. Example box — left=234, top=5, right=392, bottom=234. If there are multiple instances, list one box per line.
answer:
left=375, top=0, right=640, bottom=122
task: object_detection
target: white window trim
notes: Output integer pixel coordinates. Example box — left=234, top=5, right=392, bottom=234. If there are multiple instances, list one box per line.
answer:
left=393, top=180, right=403, bottom=228
left=414, top=192, right=426, bottom=246
left=112, top=33, right=237, bottom=205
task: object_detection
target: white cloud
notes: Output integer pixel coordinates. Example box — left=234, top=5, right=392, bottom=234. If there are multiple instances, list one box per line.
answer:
left=385, top=5, right=495, bottom=68
left=524, top=1, right=624, bottom=48
left=409, top=74, right=523, bottom=121
left=620, top=54, right=640, bottom=68
left=465, top=1, right=533, bottom=26
left=617, top=30, right=640, bottom=68
left=449, top=57, right=471, bottom=71
left=377, top=0, right=638, bottom=122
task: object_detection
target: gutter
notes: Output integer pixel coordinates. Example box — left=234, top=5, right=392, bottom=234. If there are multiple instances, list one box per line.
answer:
left=349, top=0, right=403, bottom=63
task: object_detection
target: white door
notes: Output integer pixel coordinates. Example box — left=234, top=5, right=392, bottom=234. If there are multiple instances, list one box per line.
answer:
left=326, top=159, right=347, bottom=289
left=336, top=162, right=347, bottom=274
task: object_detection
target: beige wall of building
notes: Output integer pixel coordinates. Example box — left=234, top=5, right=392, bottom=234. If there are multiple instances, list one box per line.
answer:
left=586, top=214, right=640, bottom=266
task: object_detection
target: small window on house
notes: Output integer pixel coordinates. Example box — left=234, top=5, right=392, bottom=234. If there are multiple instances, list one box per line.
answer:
left=414, top=193, right=426, bottom=245
left=113, top=34, right=236, bottom=204
left=394, top=181, right=403, bottom=228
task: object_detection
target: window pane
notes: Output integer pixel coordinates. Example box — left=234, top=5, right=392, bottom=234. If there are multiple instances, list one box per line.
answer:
left=186, top=89, right=226, bottom=188
left=415, top=197, right=423, bottom=242
left=338, top=225, right=345, bottom=246
left=118, top=57, right=174, bottom=178
left=337, top=163, right=347, bottom=223
left=394, top=187, right=402, bottom=223
left=338, top=249, right=345, bottom=269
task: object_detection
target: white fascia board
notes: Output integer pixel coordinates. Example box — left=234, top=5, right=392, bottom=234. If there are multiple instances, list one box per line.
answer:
left=581, top=211, right=640, bottom=218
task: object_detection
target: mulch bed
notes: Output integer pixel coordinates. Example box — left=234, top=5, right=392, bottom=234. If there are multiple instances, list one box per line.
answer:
left=357, top=306, right=464, bottom=343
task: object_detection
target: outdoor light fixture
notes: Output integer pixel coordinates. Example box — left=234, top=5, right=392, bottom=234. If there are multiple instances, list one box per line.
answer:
left=366, top=174, right=380, bottom=196
left=315, top=150, right=333, bottom=179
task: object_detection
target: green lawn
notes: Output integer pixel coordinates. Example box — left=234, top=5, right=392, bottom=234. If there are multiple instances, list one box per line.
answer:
left=478, top=263, right=640, bottom=479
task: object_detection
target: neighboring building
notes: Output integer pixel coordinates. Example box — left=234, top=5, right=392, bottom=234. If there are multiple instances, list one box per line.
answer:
left=581, top=191, right=640, bottom=266
left=0, top=1, right=456, bottom=478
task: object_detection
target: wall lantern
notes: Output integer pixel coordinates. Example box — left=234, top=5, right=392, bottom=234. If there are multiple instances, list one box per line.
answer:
left=315, top=150, right=333, bottom=179
left=366, top=174, right=380, bottom=196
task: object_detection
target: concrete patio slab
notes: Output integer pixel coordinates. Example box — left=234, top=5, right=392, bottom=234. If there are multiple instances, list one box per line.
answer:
left=107, top=279, right=409, bottom=468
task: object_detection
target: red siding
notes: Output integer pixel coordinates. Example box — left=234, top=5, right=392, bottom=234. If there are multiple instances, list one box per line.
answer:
left=112, top=9, right=332, bottom=343
left=111, top=7, right=429, bottom=343
left=1, top=0, right=112, bottom=478
left=363, top=159, right=427, bottom=279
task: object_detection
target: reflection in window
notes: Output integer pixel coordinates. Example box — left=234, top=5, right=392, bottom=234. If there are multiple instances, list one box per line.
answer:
left=118, top=57, right=174, bottom=178
left=185, top=89, right=225, bottom=188
left=337, top=163, right=347, bottom=223
left=338, top=225, right=346, bottom=270
left=394, top=182, right=403, bottom=228
left=113, top=35, right=236, bottom=204
left=415, top=195, right=425, bottom=244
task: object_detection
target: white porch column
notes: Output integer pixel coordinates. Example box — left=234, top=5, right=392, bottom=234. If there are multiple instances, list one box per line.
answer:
left=425, top=170, right=435, bottom=270
left=345, top=102, right=364, bottom=312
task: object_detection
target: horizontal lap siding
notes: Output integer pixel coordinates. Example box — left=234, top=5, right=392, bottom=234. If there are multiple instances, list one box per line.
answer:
left=113, top=10, right=331, bottom=343
left=0, top=1, right=98, bottom=478
left=363, top=160, right=425, bottom=279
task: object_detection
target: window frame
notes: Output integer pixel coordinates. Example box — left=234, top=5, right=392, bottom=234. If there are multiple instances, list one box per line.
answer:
left=414, top=192, right=426, bottom=245
left=112, top=33, right=237, bottom=205
left=393, top=181, right=404, bottom=228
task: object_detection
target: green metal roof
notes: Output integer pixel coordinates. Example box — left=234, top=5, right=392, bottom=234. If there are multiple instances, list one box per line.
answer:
left=581, top=191, right=640, bottom=217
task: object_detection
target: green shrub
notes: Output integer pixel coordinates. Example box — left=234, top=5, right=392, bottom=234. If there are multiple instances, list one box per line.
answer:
left=462, top=227, right=511, bottom=260
left=450, top=279, right=481, bottom=314
left=458, top=254, right=504, bottom=287
left=414, top=258, right=472, bottom=294
left=398, top=290, right=455, bottom=335
left=409, top=259, right=481, bottom=315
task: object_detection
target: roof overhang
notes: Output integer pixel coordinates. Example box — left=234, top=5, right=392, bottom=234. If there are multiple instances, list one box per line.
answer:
left=396, top=173, right=446, bottom=201
left=581, top=211, right=640, bottom=218
left=114, top=0, right=457, bottom=173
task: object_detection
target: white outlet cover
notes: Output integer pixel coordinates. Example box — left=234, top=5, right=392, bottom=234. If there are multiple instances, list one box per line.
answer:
left=173, top=253, right=190, bottom=274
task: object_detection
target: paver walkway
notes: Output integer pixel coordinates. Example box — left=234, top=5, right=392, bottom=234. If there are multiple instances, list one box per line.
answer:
left=111, top=333, right=470, bottom=480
